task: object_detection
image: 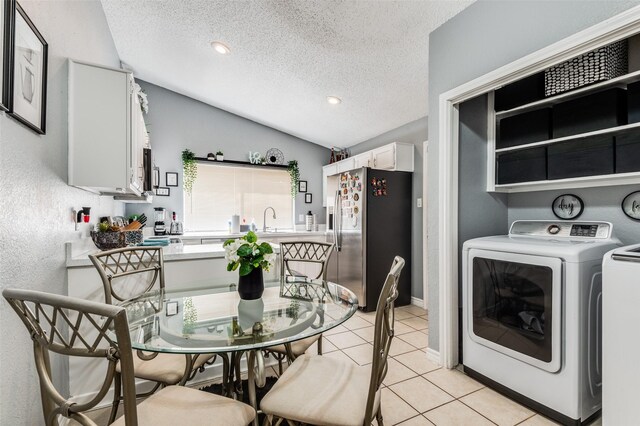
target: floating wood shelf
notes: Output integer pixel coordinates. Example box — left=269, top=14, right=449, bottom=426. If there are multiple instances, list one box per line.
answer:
left=194, top=157, right=288, bottom=169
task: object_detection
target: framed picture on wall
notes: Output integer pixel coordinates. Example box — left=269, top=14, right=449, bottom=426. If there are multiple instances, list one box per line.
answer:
left=298, top=180, right=307, bottom=193
left=0, top=0, right=15, bottom=111
left=156, top=187, right=170, bottom=196
left=305, top=193, right=312, bottom=204
left=166, top=172, right=178, bottom=187
left=153, top=166, right=160, bottom=189
left=8, top=3, right=48, bottom=134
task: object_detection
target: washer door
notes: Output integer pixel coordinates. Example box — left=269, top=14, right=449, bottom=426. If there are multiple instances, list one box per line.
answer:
left=467, top=249, right=562, bottom=373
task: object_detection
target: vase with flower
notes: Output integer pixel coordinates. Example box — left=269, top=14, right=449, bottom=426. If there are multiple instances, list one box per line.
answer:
left=223, top=231, right=275, bottom=300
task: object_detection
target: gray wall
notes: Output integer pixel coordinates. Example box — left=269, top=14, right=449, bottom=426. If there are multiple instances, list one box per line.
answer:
left=126, top=81, right=330, bottom=227
left=349, top=117, right=427, bottom=300
left=427, top=0, right=640, bottom=351
left=458, top=95, right=509, bottom=298
left=0, top=1, right=125, bottom=424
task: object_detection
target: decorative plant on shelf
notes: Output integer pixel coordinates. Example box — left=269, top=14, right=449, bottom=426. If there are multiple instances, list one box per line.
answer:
left=223, top=231, right=275, bottom=276
left=287, top=160, right=300, bottom=197
left=182, top=149, right=198, bottom=195
left=216, top=150, right=224, bottom=161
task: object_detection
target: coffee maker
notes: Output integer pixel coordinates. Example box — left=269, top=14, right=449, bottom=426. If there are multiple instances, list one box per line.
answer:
left=154, top=207, right=167, bottom=235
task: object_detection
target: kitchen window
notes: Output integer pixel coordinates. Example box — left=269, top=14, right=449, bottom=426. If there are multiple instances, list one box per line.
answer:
left=184, top=163, right=294, bottom=232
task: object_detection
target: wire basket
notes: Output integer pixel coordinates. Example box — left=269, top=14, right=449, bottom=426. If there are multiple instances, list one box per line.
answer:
left=90, top=230, right=143, bottom=250
left=545, top=40, right=628, bottom=96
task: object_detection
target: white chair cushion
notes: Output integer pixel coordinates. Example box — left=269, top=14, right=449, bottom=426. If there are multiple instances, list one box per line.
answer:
left=116, top=352, right=215, bottom=384
left=268, top=335, right=321, bottom=356
left=260, top=354, right=380, bottom=426
left=112, top=385, right=255, bottom=426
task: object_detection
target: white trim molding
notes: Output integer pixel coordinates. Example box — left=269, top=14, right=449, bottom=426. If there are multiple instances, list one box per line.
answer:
left=411, top=296, right=425, bottom=308
left=422, top=140, right=429, bottom=311
left=426, top=347, right=441, bottom=365
left=437, top=5, right=640, bottom=369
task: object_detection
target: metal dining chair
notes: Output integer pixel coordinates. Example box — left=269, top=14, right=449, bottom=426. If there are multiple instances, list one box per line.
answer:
left=2, top=288, right=255, bottom=426
left=260, top=256, right=405, bottom=426
left=89, top=247, right=222, bottom=422
left=264, top=241, right=334, bottom=374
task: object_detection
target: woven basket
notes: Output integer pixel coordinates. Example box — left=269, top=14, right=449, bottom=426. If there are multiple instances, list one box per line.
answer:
left=90, top=230, right=143, bottom=250
left=545, top=40, right=628, bottom=97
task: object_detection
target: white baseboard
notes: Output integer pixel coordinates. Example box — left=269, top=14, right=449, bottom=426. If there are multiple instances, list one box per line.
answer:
left=426, top=347, right=441, bottom=366
left=411, top=296, right=424, bottom=308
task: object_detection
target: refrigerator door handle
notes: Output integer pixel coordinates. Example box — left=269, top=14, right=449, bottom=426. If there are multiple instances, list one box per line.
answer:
left=333, top=191, right=342, bottom=252
left=334, top=190, right=341, bottom=251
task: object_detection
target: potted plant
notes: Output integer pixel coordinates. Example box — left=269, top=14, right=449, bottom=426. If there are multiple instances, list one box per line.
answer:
left=223, top=231, right=275, bottom=300
left=216, top=150, right=224, bottom=161
left=182, top=149, right=198, bottom=194
left=287, top=160, right=300, bottom=197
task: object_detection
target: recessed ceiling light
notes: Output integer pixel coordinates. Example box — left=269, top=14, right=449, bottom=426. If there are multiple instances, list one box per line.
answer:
left=211, top=41, right=230, bottom=55
left=327, top=96, right=342, bottom=105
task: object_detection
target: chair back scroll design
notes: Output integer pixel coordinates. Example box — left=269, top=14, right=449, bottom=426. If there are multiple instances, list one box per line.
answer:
left=2, top=288, right=138, bottom=426
left=89, top=247, right=165, bottom=304
left=364, top=256, right=405, bottom=425
left=279, top=241, right=334, bottom=280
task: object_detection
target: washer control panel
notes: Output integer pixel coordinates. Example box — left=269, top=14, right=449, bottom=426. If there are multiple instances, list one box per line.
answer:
left=510, top=221, right=612, bottom=239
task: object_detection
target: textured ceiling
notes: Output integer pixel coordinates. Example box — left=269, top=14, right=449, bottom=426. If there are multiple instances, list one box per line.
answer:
left=100, top=0, right=473, bottom=148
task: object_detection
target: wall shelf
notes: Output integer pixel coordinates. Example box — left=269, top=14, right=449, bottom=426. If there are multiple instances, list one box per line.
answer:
left=496, top=69, right=640, bottom=119
left=495, top=122, right=640, bottom=153
left=194, top=157, right=288, bottom=169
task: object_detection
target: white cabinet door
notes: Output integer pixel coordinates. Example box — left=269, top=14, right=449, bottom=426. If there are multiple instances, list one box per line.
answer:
left=322, top=164, right=338, bottom=207
left=336, top=157, right=355, bottom=173
left=372, top=144, right=396, bottom=170
left=68, top=60, right=144, bottom=195
left=354, top=152, right=372, bottom=168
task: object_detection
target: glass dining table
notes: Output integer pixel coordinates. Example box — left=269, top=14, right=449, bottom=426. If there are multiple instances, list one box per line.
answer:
left=118, top=276, right=358, bottom=423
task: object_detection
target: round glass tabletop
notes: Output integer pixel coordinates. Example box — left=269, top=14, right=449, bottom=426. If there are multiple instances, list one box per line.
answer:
left=121, top=277, right=358, bottom=353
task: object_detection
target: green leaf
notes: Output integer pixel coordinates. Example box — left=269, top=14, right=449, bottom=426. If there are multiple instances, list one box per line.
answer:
left=223, top=238, right=235, bottom=247
left=239, top=262, right=253, bottom=276
left=237, top=244, right=253, bottom=257
left=231, top=263, right=239, bottom=271
left=245, top=231, right=258, bottom=243
left=259, top=242, right=273, bottom=254
left=227, top=263, right=234, bottom=271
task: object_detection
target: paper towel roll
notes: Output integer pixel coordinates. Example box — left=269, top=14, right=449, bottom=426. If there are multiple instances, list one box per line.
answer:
left=231, top=215, right=240, bottom=233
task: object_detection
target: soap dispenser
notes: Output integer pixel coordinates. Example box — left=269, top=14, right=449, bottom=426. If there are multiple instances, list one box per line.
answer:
left=305, top=210, right=313, bottom=231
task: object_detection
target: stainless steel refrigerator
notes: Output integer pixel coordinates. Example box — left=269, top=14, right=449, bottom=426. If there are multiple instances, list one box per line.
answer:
left=326, top=167, right=411, bottom=311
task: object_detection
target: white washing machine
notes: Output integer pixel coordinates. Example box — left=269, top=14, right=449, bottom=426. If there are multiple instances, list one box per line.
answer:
left=462, top=221, right=620, bottom=425
left=602, top=244, right=640, bottom=425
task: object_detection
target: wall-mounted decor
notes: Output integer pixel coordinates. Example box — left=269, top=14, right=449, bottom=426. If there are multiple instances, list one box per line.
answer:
left=305, top=193, right=312, bottom=204
left=156, top=187, right=170, bottom=196
left=9, top=3, right=47, bottom=134
left=552, top=194, right=584, bottom=220
left=622, top=191, right=640, bottom=220
left=265, top=148, right=284, bottom=165
left=182, top=149, right=197, bottom=194
left=298, top=180, right=307, bottom=193
left=0, top=0, right=15, bottom=111
left=166, top=172, right=178, bottom=187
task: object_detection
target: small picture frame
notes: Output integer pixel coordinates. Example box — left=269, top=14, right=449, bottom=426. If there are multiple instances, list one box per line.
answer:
left=305, top=193, right=312, bottom=204
left=166, top=172, right=178, bottom=187
left=166, top=301, right=178, bottom=316
left=9, top=3, right=48, bottom=134
left=156, top=187, right=170, bottom=196
left=298, top=180, right=307, bottom=193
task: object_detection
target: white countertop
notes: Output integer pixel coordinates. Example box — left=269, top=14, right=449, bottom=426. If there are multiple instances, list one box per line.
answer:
left=65, top=239, right=280, bottom=268
left=180, top=228, right=326, bottom=240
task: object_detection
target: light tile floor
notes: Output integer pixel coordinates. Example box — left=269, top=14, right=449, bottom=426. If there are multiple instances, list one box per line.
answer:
left=89, top=304, right=602, bottom=426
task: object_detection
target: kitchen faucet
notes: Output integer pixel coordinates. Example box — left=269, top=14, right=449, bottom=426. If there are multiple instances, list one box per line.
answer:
left=263, top=207, right=276, bottom=232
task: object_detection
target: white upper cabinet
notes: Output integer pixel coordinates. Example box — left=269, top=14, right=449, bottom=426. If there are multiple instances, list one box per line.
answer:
left=68, top=60, right=147, bottom=195
left=354, top=152, right=372, bottom=168
left=372, top=142, right=414, bottom=171
left=321, top=142, right=414, bottom=205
